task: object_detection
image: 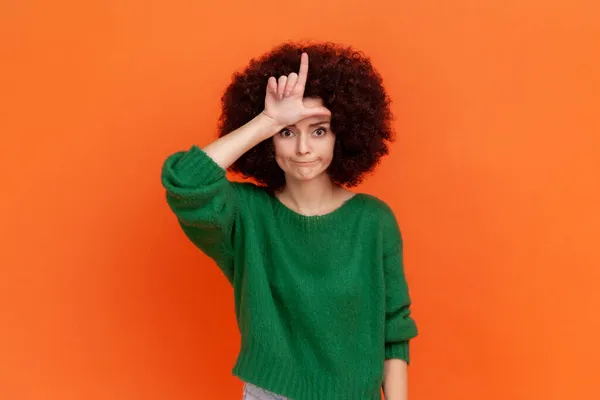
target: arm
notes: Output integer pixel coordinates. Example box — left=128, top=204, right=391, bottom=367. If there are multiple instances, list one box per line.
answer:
left=383, top=358, right=408, bottom=400
left=381, top=213, right=418, bottom=399
left=201, top=112, right=284, bottom=170
left=160, top=114, right=282, bottom=281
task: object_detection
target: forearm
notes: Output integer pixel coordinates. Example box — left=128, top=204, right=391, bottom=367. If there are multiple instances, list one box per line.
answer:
left=382, top=358, right=408, bottom=400
left=202, top=112, right=284, bottom=170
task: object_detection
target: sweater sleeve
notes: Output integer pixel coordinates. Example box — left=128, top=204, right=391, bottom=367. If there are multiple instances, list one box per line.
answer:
left=161, top=145, right=238, bottom=283
left=382, top=214, right=419, bottom=364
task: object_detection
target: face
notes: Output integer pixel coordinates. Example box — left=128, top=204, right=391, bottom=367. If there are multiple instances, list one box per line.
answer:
left=272, top=97, right=335, bottom=184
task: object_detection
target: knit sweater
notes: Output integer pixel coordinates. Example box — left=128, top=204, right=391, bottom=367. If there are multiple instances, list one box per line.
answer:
left=161, top=145, right=419, bottom=400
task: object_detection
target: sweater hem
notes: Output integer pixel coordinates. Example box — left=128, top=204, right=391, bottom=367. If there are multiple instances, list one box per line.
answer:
left=231, top=342, right=382, bottom=400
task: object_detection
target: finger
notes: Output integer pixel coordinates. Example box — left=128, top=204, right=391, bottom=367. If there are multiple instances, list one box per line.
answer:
left=296, top=52, right=308, bottom=91
left=277, top=76, right=287, bottom=99
left=284, top=73, right=298, bottom=97
left=267, top=77, right=277, bottom=95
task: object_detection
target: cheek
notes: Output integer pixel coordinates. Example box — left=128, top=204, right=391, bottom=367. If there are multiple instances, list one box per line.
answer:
left=273, top=141, right=283, bottom=155
left=320, top=137, right=336, bottom=160
left=273, top=139, right=292, bottom=164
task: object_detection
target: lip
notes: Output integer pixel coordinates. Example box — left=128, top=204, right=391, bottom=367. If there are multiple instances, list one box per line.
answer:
left=293, top=160, right=318, bottom=165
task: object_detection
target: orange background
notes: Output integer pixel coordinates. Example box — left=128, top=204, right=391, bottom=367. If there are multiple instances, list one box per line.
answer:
left=1, top=1, right=599, bottom=399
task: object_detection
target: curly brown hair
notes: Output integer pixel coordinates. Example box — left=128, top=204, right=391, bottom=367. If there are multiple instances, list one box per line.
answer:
left=217, top=41, right=395, bottom=191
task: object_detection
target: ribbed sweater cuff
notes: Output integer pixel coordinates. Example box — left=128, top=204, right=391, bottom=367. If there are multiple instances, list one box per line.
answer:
left=170, top=145, right=225, bottom=186
left=385, top=341, right=410, bottom=364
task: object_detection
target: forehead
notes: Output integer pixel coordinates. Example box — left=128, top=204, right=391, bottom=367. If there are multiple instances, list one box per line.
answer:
left=302, top=96, right=325, bottom=108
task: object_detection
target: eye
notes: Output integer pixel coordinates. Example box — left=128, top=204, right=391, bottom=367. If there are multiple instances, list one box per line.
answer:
left=279, top=129, right=294, bottom=138
left=313, top=127, right=328, bottom=137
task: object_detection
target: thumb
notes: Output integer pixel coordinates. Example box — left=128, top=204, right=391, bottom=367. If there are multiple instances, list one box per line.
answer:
left=301, top=106, right=332, bottom=119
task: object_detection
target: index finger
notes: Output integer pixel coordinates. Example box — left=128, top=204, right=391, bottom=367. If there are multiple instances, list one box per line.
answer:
left=297, top=52, right=309, bottom=88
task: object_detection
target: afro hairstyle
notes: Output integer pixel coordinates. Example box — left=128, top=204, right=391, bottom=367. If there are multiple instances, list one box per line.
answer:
left=217, top=41, right=395, bottom=191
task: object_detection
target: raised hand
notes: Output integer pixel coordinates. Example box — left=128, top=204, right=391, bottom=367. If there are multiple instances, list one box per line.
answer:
left=262, top=52, right=331, bottom=128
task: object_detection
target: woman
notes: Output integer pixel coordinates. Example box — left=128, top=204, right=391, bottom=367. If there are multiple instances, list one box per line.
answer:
left=161, top=41, right=418, bottom=400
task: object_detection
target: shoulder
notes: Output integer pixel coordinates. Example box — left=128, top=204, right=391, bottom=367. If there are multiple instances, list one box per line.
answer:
left=357, top=193, right=398, bottom=221
left=230, top=180, right=273, bottom=206
left=356, top=192, right=403, bottom=245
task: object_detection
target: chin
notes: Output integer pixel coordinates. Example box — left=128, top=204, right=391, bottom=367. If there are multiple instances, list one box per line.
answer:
left=287, top=168, right=328, bottom=182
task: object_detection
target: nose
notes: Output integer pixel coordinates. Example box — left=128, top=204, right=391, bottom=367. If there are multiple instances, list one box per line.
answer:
left=296, top=134, right=311, bottom=155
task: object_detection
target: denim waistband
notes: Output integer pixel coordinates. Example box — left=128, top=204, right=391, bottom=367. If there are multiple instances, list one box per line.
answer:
left=243, top=382, right=287, bottom=400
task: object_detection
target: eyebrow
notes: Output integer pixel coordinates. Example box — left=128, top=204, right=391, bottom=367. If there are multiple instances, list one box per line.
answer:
left=286, top=121, right=331, bottom=129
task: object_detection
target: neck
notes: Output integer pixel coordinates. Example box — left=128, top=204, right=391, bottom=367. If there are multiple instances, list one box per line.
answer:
left=277, top=174, right=338, bottom=216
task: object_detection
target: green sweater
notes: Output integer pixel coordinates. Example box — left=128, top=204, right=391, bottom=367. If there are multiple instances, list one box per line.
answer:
left=161, top=145, right=418, bottom=400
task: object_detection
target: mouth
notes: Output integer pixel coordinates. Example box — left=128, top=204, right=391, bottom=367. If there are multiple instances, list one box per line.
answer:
left=293, top=160, right=318, bottom=165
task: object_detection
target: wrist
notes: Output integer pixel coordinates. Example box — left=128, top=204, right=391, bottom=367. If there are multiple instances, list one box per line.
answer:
left=257, top=111, right=286, bottom=134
